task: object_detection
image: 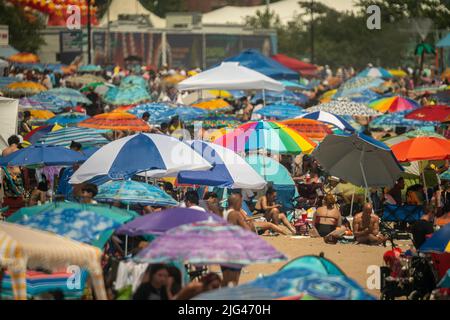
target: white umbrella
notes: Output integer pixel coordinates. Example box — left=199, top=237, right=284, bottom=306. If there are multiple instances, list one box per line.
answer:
left=69, top=133, right=212, bottom=184
left=307, top=98, right=382, bottom=117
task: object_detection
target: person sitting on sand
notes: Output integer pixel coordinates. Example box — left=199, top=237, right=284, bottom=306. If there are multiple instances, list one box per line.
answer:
left=174, top=273, right=221, bottom=300
left=311, top=194, right=347, bottom=243
left=255, top=187, right=296, bottom=234
left=353, top=203, right=386, bottom=245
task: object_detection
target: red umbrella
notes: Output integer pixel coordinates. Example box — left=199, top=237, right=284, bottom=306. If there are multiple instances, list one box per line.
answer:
left=271, top=54, right=318, bottom=77
left=405, top=105, right=450, bottom=122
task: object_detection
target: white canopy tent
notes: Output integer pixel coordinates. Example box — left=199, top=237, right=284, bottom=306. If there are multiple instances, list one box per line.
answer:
left=177, top=62, right=284, bottom=92
left=0, top=97, right=18, bottom=150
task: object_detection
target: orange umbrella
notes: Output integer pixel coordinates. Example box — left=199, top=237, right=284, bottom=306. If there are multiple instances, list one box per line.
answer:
left=111, top=104, right=137, bottom=113
left=192, top=99, right=232, bottom=111
left=391, top=137, right=450, bottom=162
left=281, top=118, right=332, bottom=141
left=77, top=112, right=150, bottom=131
left=8, top=53, right=40, bottom=63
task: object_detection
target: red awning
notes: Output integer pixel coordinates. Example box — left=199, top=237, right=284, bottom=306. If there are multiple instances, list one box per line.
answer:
left=272, top=54, right=318, bottom=76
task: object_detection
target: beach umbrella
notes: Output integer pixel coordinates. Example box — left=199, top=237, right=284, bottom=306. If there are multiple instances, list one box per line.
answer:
left=368, top=96, right=420, bottom=113
left=188, top=114, right=241, bottom=129
left=405, top=105, right=450, bottom=122
left=45, top=112, right=89, bottom=125
left=77, top=64, right=102, bottom=73
left=307, top=98, right=382, bottom=117
left=7, top=53, right=39, bottom=63
left=280, top=255, right=345, bottom=276
left=334, top=77, right=384, bottom=98
left=9, top=206, right=120, bottom=245
left=194, top=267, right=374, bottom=300
left=65, top=74, right=105, bottom=87
left=127, top=102, right=177, bottom=124
left=251, top=90, right=309, bottom=105
left=369, top=111, right=438, bottom=128
left=162, top=74, right=186, bottom=85
left=0, top=144, right=85, bottom=167
left=419, top=223, right=450, bottom=253
left=68, top=133, right=212, bottom=184
left=46, top=88, right=91, bottom=104
left=254, top=103, right=307, bottom=120
left=388, top=69, right=408, bottom=77
left=438, top=269, right=450, bottom=288
left=312, top=133, right=403, bottom=188
left=95, top=180, right=178, bottom=207
left=29, top=109, right=55, bottom=120
left=356, top=67, right=393, bottom=78
left=214, top=120, right=316, bottom=154
left=383, top=130, right=445, bottom=147
left=8, top=202, right=138, bottom=248
left=192, top=99, right=232, bottom=112
left=431, top=90, right=450, bottom=105
left=27, top=92, right=77, bottom=113
left=177, top=140, right=266, bottom=189
left=23, top=124, right=62, bottom=144
left=280, top=119, right=332, bottom=141
left=80, top=82, right=115, bottom=96
left=0, top=221, right=107, bottom=300
left=121, top=75, right=147, bottom=88
left=1, top=269, right=88, bottom=300
left=391, top=137, right=450, bottom=162
left=0, top=77, right=18, bottom=88
left=134, top=220, right=287, bottom=265
left=345, top=89, right=381, bottom=104
left=3, top=81, right=47, bottom=97
left=104, top=84, right=151, bottom=106
left=116, top=208, right=225, bottom=237
left=81, top=146, right=99, bottom=158
left=77, top=112, right=151, bottom=131
left=297, top=111, right=355, bottom=132
left=172, top=106, right=208, bottom=121
left=280, top=80, right=308, bottom=90
left=36, top=126, right=109, bottom=148
left=318, top=89, right=337, bottom=103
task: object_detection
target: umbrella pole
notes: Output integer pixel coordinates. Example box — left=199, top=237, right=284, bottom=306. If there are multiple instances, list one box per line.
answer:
left=421, top=161, right=429, bottom=204
left=350, top=187, right=355, bottom=216
left=262, top=89, right=266, bottom=107
left=125, top=235, right=128, bottom=257
left=359, top=146, right=369, bottom=203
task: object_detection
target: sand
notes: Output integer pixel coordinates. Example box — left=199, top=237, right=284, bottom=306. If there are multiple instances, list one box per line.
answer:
left=234, top=236, right=413, bottom=298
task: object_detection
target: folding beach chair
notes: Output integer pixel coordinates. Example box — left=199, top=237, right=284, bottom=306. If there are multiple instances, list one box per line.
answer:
left=381, top=204, right=424, bottom=239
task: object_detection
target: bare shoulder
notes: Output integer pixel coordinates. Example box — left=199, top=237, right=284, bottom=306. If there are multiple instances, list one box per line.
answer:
left=353, top=212, right=363, bottom=220
left=371, top=214, right=380, bottom=222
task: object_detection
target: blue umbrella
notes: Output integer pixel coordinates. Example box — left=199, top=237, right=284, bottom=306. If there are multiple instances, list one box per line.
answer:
left=0, top=144, right=85, bottom=167
left=195, top=267, right=374, bottom=300
left=36, top=126, right=108, bottom=148
left=356, top=67, right=393, bottom=78
left=10, top=206, right=121, bottom=245
left=221, top=49, right=299, bottom=80
left=28, top=92, right=77, bottom=113
left=438, top=269, right=450, bottom=288
left=45, top=112, right=90, bottom=125
left=46, top=88, right=91, bottom=104
left=0, top=76, right=19, bottom=88
left=280, top=255, right=346, bottom=276
left=78, top=64, right=102, bottom=72
left=104, top=85, right=151, bottom=106
left=334, top=77, right=384, bottom=98
left=127, top=103, right=177, bottom=124
left=173, top=106, right=208, bottom=121
left=280, top=80, right=308, bottom=90
left=121, top=75, right=147, bottom=88
left=95, top=180, right=178, bottom=206
left=298, top=111, right=355, bottom=132
left=419, top=223, right=450, bottom=253
left=81, top=146, right=100, bottom=158
left=369, top=111, right=438, bottom=128
left=255, top=103, right=307, bottom=120
left=252, top=90, right=308, bottom=105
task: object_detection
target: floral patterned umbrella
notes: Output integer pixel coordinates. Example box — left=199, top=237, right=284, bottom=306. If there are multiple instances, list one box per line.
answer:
left=369, top=111, right=438, bottom=128
left=134, top=220, right=287, bottom=265
left=95, top=180, right=178, bottom=206
left=46, top=88, right=92, bottom=104
left=307, top=98, right=382, bottom=116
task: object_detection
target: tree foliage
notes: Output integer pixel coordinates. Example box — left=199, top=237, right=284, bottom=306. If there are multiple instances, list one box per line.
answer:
left=0, top=0, right=45, bottom=53
left=139, top=0, right=186, bottom=18
left=244, top=0, right=450, bottom=69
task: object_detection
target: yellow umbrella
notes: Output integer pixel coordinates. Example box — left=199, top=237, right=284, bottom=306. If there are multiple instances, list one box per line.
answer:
left=388, top=69, right=408, bottom=77
left=30, top=110, right=55, bottom=120
left=202, top=128, right=228, bottom=142
left=319, top=89, right=337, bottom=103
left=7, top=52, right=39, bottom=63
left=4, top=82, right=47, bottom=96
left=162, top=74, right=186, bottom=84
left=207, top=90, right=232, bottom=98
left=192, top=99, right=231, bottom=111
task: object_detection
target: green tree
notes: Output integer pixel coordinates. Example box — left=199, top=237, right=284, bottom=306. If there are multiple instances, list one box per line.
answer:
left=0, top=0, right=45, bottom=53
left=244, top=7, right=282, bottom=29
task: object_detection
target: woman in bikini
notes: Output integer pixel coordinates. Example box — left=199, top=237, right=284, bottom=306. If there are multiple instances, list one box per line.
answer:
left=311, top=194, right=347, bottom=242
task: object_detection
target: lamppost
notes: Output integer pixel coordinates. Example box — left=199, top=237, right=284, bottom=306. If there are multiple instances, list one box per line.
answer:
left=310, top=0, right=314, bottom=64
left=87, top=0, right=92, bottom=64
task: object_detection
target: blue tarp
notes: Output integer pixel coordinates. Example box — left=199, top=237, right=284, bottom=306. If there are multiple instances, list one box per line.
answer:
left=222, top=49, right=299, bottom=80
left=436, top=33, right=450, bottom=48
left=0, top=45, right=18, bottom=58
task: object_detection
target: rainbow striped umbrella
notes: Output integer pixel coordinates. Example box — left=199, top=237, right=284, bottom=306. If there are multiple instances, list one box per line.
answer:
left=368, top=96, right=420, bottom=113
left=214, top=120, right=316, bottom=154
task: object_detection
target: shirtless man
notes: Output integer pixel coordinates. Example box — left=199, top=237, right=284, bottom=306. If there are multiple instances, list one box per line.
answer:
left=2, top=135, right=20, bottom=157
left=353, top=203, right=386, bottom=245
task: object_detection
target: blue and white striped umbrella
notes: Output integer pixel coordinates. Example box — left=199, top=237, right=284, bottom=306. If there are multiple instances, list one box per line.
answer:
left=255, top=103, right=307, bottom=120
left=95, top=180, right=178, bottom=206
left=69, top=133, right=212, bottom=184
left=177, top=140, right=266, bottom=189
left=27, top=92, right=77, bottom=112
left=37, top=126, right=109, bottom=148
left=297, top=111, right=355, bottom=132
